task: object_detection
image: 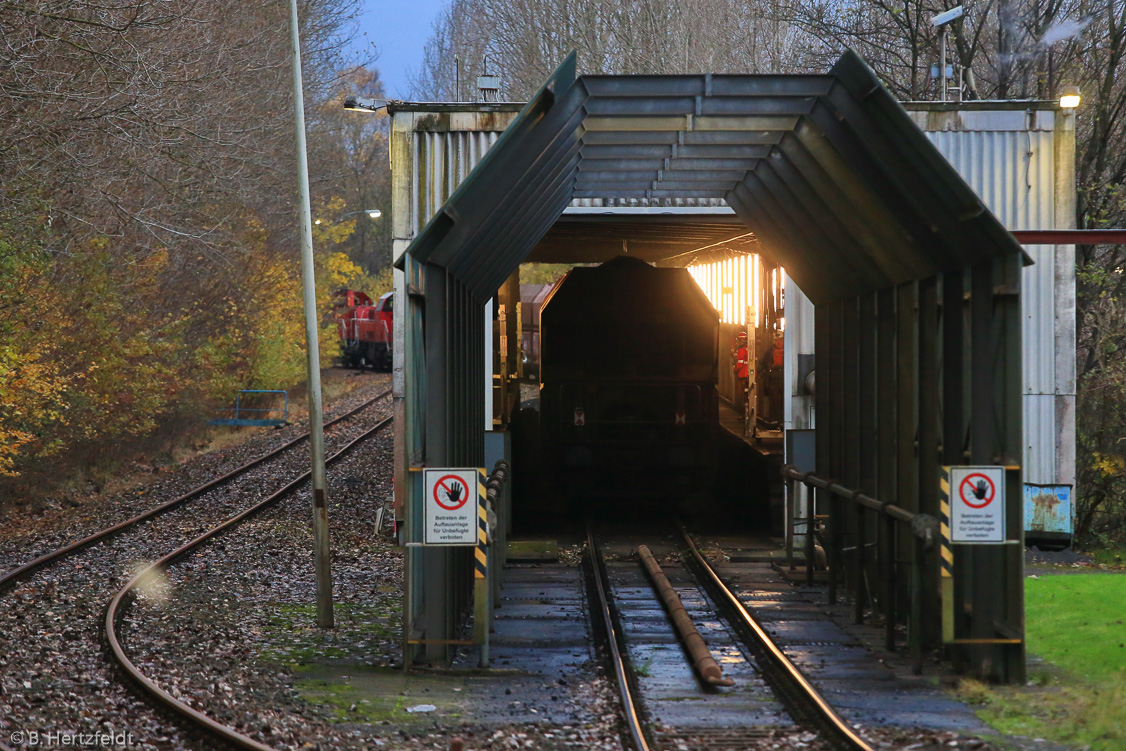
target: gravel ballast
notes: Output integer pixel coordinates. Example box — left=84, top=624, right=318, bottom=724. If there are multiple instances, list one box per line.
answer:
left=0, top=372, right=392, bottom=750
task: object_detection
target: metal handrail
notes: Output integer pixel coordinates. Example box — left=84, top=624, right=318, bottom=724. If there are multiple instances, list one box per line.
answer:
left=781, top=464, right=939, bottom=674
left=781, top=465, right=939, bottom=546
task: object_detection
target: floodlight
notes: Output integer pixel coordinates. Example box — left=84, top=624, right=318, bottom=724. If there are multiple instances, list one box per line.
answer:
left=931, top=6, right=964, bottom=27
left=343, top=97, right=387, bottom=113
left=1059, top=85, right=1081, bottom=109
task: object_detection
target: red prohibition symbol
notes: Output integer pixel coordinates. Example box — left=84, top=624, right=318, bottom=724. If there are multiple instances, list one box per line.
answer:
left=959, top=473, right=995, bottom=509
left=433, top=474, right=470, bottom=510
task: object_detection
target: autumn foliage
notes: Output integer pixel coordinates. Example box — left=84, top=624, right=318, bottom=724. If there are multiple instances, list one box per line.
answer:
left=0, top=1, right=389, bottom=501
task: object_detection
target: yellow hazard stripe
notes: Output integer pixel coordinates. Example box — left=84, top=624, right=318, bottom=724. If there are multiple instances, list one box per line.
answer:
left=474, top=548, right=486, bottom=578
left=939, top=468, right=953, bottom=576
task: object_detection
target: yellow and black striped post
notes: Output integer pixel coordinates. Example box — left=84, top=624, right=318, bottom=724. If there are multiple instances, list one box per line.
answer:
left=473, top=468, right=490, bottom=665
left=939, top=466, right=955, bottom=643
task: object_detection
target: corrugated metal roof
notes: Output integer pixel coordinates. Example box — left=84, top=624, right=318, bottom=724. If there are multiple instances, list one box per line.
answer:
left=400, top=50, right=1029, bottom=304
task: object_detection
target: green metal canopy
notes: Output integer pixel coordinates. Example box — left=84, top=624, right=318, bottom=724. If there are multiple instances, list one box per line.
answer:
left=400, top=49, right=1028, bottom=304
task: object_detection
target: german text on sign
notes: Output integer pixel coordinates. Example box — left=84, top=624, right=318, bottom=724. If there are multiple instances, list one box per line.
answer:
left=424, top=468, right=480, bottom=545
left=949, top=466, right=1006, bottom=544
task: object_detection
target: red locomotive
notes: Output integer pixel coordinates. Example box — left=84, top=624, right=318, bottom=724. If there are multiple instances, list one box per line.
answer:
left=334, top=289, right=393, bottom=370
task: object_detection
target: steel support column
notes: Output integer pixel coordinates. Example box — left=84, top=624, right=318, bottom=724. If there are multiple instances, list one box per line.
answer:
left=841, top=298, right=861, bottom=606
left=895, top=282, right=920, bottom=658
left=876, top=288, right=898, bottom=650
left=856, top=293, right=878, bottom=623
left=422, top=263, right=451, bottom=664
left=917, top=277, right=941, bottom=646
left=825, top=300, right=846, bottom=603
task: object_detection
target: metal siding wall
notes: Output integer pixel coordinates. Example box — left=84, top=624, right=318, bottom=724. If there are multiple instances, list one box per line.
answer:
left=412, top=129, right=503, bottom=233
left=922, top=120, right=1075, bottom=488
left=392, top=110, right=513, bottom=663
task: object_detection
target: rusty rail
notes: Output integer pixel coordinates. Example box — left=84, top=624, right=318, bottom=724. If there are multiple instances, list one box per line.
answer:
left=781, top=464, right=939, bottom=674
left=0, top=389, right=391, bottom=595
left=585, top=523, right=651, bottom=751
left=677, top=523, right=875, bottom=751
left=105, top=415, right=392, bottom=751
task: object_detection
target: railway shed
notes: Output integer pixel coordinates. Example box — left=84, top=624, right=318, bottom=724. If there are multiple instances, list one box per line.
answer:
left=392, top=50, right=1030, bottom=682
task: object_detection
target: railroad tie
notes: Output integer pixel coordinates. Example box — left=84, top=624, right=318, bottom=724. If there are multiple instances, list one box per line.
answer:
left=636, top=545, right=735, bottom=688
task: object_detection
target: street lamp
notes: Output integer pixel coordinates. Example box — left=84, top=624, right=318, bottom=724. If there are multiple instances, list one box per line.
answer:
left=344, top=97, right=387, bottom=113
left=932, top=6, right=965, bottom=102
left=288, top=0, right=333, bottom=628
left=314, top=209, right=382, bottom=225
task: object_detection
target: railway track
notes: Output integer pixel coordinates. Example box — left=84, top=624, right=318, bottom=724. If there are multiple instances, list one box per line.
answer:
left=0, top=389, right=392, bottom=750
left=106, top=412, right=392, bottom=751
left=584, top=521, right=874, bottom=751
left=0, top=388, right=390, bottom=594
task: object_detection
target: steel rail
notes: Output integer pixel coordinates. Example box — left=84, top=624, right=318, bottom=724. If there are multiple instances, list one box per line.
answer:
left=677, top=522, right=875, bottom=751
left=0, top=389, right=391, bottom=593
left=585, top=522, right=652, bottom=751
left=105, top=414, right=392, bottom=751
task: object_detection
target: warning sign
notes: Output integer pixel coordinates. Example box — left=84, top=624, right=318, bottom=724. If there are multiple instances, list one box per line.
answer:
left=424, top=468, right=481, bottom=545
left=949, top=466, right=1005, bottom=544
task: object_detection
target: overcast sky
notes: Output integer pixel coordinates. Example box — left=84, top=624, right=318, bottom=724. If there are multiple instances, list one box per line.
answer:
left=351, top=0, right=448, bottom=99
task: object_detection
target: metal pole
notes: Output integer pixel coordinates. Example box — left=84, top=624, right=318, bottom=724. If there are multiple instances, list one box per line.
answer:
left=806, top=500, right=815, bottom=586
left=940, top=31, right=948, bottom=102
left=786, top=476, right=795, bottom=569
left=288, top=0, right=334, bottom=629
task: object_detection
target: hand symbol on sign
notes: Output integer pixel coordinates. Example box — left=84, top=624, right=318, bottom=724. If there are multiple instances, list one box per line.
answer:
left=973, top=480, right=988, bottom=500
left=447, top=481, right=463, bottom=504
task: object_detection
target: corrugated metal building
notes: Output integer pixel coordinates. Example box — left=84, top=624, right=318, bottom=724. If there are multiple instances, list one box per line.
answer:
left=912, top=103, right=1076, bottom=545
left=783, top=103, right=1076, bottom=542
left=387, top=103, right=1076, bottom=511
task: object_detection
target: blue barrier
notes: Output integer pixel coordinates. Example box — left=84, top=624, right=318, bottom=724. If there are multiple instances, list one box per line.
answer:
left=210, top=390, right=289, bottom=427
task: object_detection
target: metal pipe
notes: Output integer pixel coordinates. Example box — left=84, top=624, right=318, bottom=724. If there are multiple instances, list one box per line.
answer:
left=288, top=0, right=333, bottom=629
left=637, top=545, right=734, bottom=687
left=781, top=465, right=928, bottom=535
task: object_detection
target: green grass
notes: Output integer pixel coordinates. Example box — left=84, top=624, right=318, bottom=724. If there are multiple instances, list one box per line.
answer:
left=1024, top=574, right=1126, bottom=683
left=293, top=666, right=466, bottom=724
left=256, top=601, right=398, bottom=666
left=961, top=573, right=1126, bottom=751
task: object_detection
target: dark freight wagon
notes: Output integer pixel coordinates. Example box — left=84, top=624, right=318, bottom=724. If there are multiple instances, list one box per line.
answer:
left=539, top=257, right=719, bottom=507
